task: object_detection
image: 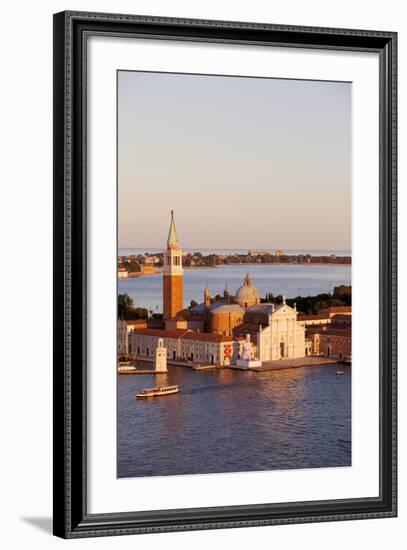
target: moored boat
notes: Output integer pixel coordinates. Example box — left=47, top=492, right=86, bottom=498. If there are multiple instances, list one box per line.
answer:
left=136, top=385, right=179, bottom=398
left=118, top=362, right=137, bottom=374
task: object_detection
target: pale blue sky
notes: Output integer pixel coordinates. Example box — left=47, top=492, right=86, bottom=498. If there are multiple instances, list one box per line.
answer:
left=118, top=71, right=351, bottom=251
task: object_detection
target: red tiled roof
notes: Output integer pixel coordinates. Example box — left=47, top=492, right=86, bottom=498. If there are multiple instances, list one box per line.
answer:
left=181, top=332, right=234, bottom=343
left=297, top=313, right=330, bottom=320
left=320, top=328, right=352, bottom=337
left=167, top=315, right=187, bottom=322
left=319, top=306, right=352, bottom=314
left=331, top=314, right=352, bottom=323
left=130, top=328, right=191, bottom=339
left=233, top=323, right=261, bottom=334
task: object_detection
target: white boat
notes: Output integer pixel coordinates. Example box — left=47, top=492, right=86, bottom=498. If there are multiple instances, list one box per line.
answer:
left=136, top=385, right=179, bottom=399
left=118, top=362, right=137, bottom=374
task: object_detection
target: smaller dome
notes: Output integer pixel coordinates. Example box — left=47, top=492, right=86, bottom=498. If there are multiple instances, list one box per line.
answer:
left=236, top=274, right=260, bottom=308
left=210, top=304, right=244, bottom=315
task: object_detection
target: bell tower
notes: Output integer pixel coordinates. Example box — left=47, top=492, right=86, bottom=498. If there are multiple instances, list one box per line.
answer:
left=224, top=283, right=230, bottom=302
left=204, top=283, right=211, bottom=307
left=163, top=211, right=183, bottom=319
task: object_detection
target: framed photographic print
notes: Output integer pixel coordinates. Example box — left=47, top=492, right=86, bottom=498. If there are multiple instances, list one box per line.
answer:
left=53, top=11, right=397, bottom=538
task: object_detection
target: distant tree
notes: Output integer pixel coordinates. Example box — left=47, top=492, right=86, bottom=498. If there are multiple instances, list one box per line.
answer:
left=285, top=286, right=352, bottom=314
left=124, top=259, right=141, bottom=272
left=333, top=285, right=352, bottom=305
left=313, top=300, right=329, bottom=313
left=261, top=292, right=275, bottom=303
left=190, top=299, right=198, bottom=308
left=118, top=293, right=134, bottom=319
left=125, top=307, right=149, bottom=320
left=329, top=298, right=345, bottom=307
left=333, top=285, right=351, bottom=297
left=214, top=294, right=223, bottom=302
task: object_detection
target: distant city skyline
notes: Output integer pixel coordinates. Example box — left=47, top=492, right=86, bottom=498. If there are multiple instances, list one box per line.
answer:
left=118, top=71, right=351, bottom=250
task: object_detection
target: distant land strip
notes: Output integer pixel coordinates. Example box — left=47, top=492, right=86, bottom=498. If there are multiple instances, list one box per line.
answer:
left=118, top=251, right=351, bottom=274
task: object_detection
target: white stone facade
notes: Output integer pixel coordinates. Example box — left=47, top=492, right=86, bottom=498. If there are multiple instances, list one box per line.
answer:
left=256, top=304, right=305, bottom=361
left=117, top=320, right=128, bottom=355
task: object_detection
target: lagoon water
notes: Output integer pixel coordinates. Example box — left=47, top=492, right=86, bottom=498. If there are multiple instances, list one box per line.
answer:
left=117, top=364, right=351, bottom=478
left=118, top=262, right=351, bottom=313
left=117, top=256, right=351, bottom=478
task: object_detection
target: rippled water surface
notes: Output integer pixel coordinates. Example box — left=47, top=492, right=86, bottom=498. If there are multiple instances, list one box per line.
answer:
left=117, top=365, right=351, bottom=478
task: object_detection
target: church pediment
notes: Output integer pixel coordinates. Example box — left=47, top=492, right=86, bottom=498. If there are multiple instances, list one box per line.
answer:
left=272, top=304, right=296, bottom=317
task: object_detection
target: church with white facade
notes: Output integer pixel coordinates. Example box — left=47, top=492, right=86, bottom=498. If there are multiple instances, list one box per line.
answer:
left=119, top=212, right=306, bottom=366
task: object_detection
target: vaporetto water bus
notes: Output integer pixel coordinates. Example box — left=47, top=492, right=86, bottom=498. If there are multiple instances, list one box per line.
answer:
left=136, top=385, right=179, bottom=399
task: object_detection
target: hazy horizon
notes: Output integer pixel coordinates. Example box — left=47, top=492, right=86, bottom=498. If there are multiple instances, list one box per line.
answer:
left=118, top=246, right=351, bottom=255
left=118, top=71, right=351, bottom=250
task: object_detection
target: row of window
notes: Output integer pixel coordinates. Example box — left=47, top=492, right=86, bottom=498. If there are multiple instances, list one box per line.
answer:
left=165, top=255, right=181, bottom=266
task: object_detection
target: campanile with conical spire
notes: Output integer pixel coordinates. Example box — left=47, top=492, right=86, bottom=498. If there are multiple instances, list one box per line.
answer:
left=163, top=211, right=184, bottom=319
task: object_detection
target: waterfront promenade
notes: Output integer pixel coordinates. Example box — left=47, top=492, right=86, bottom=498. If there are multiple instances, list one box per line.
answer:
left=120, top=354, right=341, bottom=374
left=249, top=356, right=339, bottom=371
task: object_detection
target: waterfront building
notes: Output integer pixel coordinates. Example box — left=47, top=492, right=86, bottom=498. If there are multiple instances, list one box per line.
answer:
left=319, top=325, right=351, bottom=358
left=180, top=332, right=241, bottom=366
left=128, top=327, right=243, bottom=366
left=297, top=312, right=332, bottom=326
left=118, top=268, right=128, bottom=279
left=307, top=315, right=351, bottom=358
left=163, top=210, right=183, bottom=319
left=128, top=328, right=186, bottom=360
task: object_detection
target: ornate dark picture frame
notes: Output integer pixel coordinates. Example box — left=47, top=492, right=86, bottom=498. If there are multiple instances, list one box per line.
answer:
left=53, top=11, right=397, bottom=538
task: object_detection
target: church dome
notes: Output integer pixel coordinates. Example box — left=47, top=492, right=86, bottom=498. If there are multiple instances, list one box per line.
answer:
left=236, top=274, right=260, bottom=308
